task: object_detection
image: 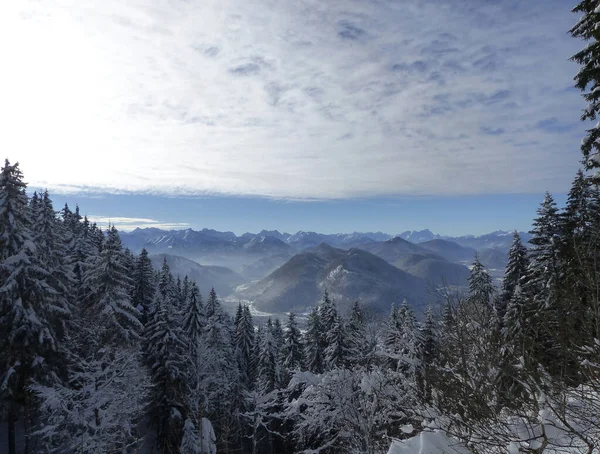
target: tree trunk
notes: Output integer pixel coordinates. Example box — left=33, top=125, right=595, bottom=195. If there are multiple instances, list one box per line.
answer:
left=8, top=409, right=16, bottom=454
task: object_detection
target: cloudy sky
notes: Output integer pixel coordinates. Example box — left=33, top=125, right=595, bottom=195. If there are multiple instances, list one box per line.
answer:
left=0, top=0, right=587, bottom=234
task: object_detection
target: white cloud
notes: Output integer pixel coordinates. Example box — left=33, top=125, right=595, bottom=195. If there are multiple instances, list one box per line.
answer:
left=0, top=0, right=584, bottom=198
left=86, top=215, right=190, bottom=231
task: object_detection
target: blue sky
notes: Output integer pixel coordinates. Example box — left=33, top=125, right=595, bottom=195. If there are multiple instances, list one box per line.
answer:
left=43, top=192, right=567, bottom=237
left=2, top=0, right=589, bottom=235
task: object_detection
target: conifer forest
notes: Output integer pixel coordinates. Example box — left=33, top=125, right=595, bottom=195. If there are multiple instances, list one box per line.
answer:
left=4, top=2, right=600, bottom=453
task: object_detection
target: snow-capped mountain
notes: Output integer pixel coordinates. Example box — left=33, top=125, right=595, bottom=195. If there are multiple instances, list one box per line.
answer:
left=236, top=243, right=430, bottom=314
left=397, top=229, right=439, bottom=243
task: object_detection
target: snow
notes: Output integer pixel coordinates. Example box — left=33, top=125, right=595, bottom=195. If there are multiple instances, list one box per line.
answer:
left=200, top=418, right=216, bottom=454
left=400, top=424, right=413, bottom=434
left=387, top=431, right=472, bottom=454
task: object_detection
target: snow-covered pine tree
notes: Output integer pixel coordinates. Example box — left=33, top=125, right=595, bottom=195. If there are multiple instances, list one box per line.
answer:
left=205, top=287, right=220, bottom=319
left=70, top=214, right=95, bottom=303
left=324, top=313, right=350, bottom=370
left=417, top=306, right=437, bottom=402
left=132, top=248, right=156, bottom=322
left=383, top=303, right=402, bottom=369
left=180, top=418, right=201, bottom=454
left=122, top=247, right=136, bottom=295
left=318, top=289, right=337, bottom=334
left=559, top=170, right=600, bottom=348
left=31, top=189, right=74, bottom=320
left=88, top=221, right=104, bottom=254
left=82, top=225, right=142, bottom=345
left=181, top=275, right=191, bottom=309
left=304, top=306, right=324, bottom=374
left=346, top=301, right=370, bottom=366
left=183, top=281, right=205, bottom=349
left=524, top=193, right=565, bottom=373
left=144, top=291, right=189, bottom=453
left=468, top=255, right=495, bottom=309
left=200, top=289, right=239, bottom=451
left=525, top=193, right=561, bottom=303
left=271, top=318, right=284, bottom=353
left=570, top=1, right=600, bottom=173
left=234, top=303, right=254, bottom=388
left=33, top=346, right=150, bottom=453
left=282, top=311, right=303, bottom=374
left=397, top=301, right=419, bottom=377
left=498, top=232, right=529, bottom=323
left=157, top=257, right=176, bottom=301
left=0, top=160, right=70, bottom=454
left=257, top=321, right=280, bottom=394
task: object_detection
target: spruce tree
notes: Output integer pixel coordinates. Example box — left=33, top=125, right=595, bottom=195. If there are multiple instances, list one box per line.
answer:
left=83, top=226, right=142, bottom=345
left=498, top=232, right=529, bottom=324
left=180, top=419, right=202, bottom=454
left=526, top=192, right=561, bottom=304
left=183, top=281, right=205, bottom=349
left=158, top=257, right=176, bottom=301
left=206, top=287, right=220, bottom=319
left=144, top=293, right=189, bottom=453
left=0, top=160, right=70, bottom=454
left=324, top=314, right=350, bottom=370
left=257, top=323, right=280, bottom=393
left=282, top=311, right=303, bottom=373
left=234, top=304, right=255, bottom=388
left=319, top=289, right=337, bottom=333
left=468, top=255, right=495, bottom=309
left=132, top=248, right=156, bottom=322
left=570, top=1, right=600, bottom=171
left=417, top=306, right=437, bottom=402
left=271, top=317, right=284, bottom=353
left=346, top=301, right=369, bottom=366
left=304, top=306, right=324, bottom=374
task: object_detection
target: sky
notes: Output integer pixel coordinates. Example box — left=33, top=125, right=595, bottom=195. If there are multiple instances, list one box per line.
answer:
left=0, top=0, right=589, bottom=235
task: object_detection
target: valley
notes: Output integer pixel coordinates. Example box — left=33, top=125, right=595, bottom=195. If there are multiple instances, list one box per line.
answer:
left=123, top=226, right=518, bottom=317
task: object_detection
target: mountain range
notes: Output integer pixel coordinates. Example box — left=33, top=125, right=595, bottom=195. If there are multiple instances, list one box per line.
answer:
left=236, top=244, right=430, bottom=314
left=120, top=227, right=523, bottom=315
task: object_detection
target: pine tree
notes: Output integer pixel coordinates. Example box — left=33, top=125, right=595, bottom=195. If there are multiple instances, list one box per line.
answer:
left=183, top=282, right=205, bottom=347
left=158, top=257, right=176, bottom=301
left=70, top=215, right=95, bottom=302
left=526, top=192, right=561, bottom=304
left=282, top=311, right=303, bottom=373
left=468, top=255, right=495, bottom=308
left=0, top=160, right=70, bottom=454
left=304, top=306, right=324, bottom=374
left=200, top=296, right=238, bottom=450
left=31, top=189, right=74, bottom=317
left=132, top=248, right=156, bottom=322
left=324, top=313, right=349, bottom=370
left=346, top=301, right=369, bottom=366
left=257, top=323, right=280, bottom=393
left=144, top=293, right=189, bottom=453
left=503, top=284, right=530, bottom=357
left=271, top=317, right=284, bottom=353
left=234, top=304, right=255, bottom=388
left=397, top=301, right=419, bottom=376
left=180, top=419, right=202, bottom=454
left=560, top=170, right=599, bottom=345
left=417, top=306, right=437, bottom=402
left=498, top=232, right=529, bottom=324
left=570, top=1, right=600, bottom=172
left=181, top=276, right=191, bottom=307
left=205, top=287, right=221, bottom=320
left=83, top=226, right=142, bottom=345
left=319, top=289, right=337, bottom=333
left=383, top=303, right=402, bottom=367
left=122, top=247, right=136, bottom=294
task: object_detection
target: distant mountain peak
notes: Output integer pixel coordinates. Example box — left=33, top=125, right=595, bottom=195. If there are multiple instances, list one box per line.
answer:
left=397, top=229, right=439, bottom=243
